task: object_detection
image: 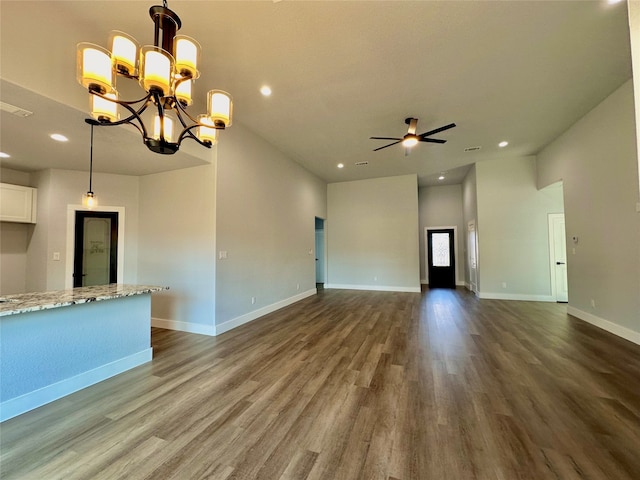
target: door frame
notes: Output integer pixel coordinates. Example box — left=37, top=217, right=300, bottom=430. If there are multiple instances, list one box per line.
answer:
left=425, top=226, right=459, bottom=286
left=467, top=220, right=479, bottom=294
left=66, top=205, right=125, bottom=289
left=548, top=213, right=568, bottom=302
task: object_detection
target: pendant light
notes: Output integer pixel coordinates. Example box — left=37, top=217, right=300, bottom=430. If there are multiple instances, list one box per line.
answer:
left=82, top=120, right=98, bottom=208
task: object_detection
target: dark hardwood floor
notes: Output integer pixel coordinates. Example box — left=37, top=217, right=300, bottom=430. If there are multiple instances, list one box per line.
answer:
left=1, top=287, right=639, bottom=479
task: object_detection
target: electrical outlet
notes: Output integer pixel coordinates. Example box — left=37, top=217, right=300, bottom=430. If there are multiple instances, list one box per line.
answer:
left=251, top=297, right=256, bottom=305
left=374, top=276, right=377, bottom=281
left=502, top=282, right=507, bottom=289
left=591, top=299, right=596, bottom=308
left=296, top=283, right=300, bottom=290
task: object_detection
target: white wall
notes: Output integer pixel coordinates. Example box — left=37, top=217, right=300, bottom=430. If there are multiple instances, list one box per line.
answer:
left=629, top=0, right=640, bottom=195
left=326, top=174, right=420, bottom=292
left=138, top=163, right=217, bottom=333
left=215, top=123, right=327, bottom=332
left=475, top=156, right=564, bottom=300
left=418, top=185, right=465, bottom=285
left=27, top=169, right=139, bottom=292
left=537, top=80, right=640, bottom=342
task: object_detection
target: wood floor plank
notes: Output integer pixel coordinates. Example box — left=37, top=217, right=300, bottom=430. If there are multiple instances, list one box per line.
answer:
left=2, top=288, right=640, bottom=479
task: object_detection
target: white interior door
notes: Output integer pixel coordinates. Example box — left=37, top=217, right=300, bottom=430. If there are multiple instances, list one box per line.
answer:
left=549, top=214, right=568, bottom=302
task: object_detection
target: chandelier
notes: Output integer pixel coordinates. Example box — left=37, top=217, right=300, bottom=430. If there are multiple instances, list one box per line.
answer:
left=76, top=1, right=232, bottom=155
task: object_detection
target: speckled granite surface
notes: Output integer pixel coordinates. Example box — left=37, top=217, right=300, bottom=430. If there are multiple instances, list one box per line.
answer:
left=0, top=284, right=168, bottom=317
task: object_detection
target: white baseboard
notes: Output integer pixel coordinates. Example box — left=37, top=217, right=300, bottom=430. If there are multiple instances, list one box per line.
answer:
left=0, top=348, right=152, bottom=422
left=478, top=292, right=555, bottom=302
left=151, top=317, right=217, bottom=336
left=324, top=284, right=421, bottom=293
left=567, top=306, right=640, bottom=346
left=215, top=289, right=317, bottom=335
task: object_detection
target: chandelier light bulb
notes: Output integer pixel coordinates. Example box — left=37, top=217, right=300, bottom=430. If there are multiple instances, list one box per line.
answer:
left=153, top=114, right=174, bottom=142
left=197, top=115, right=218, bottom=145
left=140, top=46, right=174, bottom=95
left=77, top=43, right=113, bottom=94
left=110, top=31, right=139, bottom=75
left=175, top=79, right=192, bottom=106
left=174, top=35, right=200, bottom=78
left=90, top=92, right=119, bottom=123
left=207, top=90, right=233, bottom=128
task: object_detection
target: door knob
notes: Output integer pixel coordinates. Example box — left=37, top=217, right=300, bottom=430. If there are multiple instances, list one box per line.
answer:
left=556, top=262, right=565, bottom=265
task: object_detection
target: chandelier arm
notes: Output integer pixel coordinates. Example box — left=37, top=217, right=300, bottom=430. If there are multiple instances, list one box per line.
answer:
left=177, top=124, right=212, bottom=148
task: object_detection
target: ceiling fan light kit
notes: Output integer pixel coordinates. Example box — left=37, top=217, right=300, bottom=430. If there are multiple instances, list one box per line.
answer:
left=370, top=117, right=456, bottom=152
left=76, top=1, right=233, bottom=155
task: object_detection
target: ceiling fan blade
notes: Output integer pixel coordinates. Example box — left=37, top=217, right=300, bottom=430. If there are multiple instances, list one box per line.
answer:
left=370, top=136, right=402, bottom=141
left=419, top=138, right=447, bottom=144
left=373, top=140, right=402, bottom=151
left=418, top=122, right=456, bottom=138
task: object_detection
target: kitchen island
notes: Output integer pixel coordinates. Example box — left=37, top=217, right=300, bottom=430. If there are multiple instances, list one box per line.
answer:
left=0, top=284, right=167, bottom=422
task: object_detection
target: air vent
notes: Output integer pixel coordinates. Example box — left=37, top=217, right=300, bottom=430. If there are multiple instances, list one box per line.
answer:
left=464, top=146, right=481, bottom=152
left=0, top=101, right=33, bottom=118
left=355, top=161, right=369, bottom=166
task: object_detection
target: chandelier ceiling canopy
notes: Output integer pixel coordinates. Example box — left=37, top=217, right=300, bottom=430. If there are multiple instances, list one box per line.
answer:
left=76, top=1, right=232, bottom=155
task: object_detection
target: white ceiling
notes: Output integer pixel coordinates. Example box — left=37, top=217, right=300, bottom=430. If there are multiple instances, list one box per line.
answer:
left=0, top=0, right=633, bottom=186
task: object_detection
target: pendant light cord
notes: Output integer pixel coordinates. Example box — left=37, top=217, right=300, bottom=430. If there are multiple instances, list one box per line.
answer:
left=89, top=123, right=94, bottom=193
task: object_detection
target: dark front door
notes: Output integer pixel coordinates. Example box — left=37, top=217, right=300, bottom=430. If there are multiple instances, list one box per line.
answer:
left=427, top=228, right=455, bottom=289
left=73, top=211, right=118, bottom=287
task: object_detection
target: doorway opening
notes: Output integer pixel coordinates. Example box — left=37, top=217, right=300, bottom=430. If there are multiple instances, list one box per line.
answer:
left=426, top=226, right=457, bottom=289
left=66, top=205, right=125, bottom=289
left=315, top=217, right=325, bottom=288
left=73, top=211, right=118, bottom=287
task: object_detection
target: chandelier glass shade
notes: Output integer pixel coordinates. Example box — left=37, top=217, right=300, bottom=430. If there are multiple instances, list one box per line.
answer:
left=76, top=2, right=232, bottom=155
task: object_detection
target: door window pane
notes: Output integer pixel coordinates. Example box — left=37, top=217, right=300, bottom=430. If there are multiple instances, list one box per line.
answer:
left=432, top=233, right=450, bottom=267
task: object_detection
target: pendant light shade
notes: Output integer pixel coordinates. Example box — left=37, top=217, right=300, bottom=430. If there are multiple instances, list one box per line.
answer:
left=139, top=46, right=174, bottom=95
left=153, top=114, right=174, bottom=142
left=174, top=35, right=200, bottom=79
left=197, top=114, right=218, bottom=145
left=207, top=90, right=233, bottom=127
left=77, top=43, right=113, bottom=94
left=175, top=79, right=192, bottom=106
left=90, top=92, right=119, bottom=123
left=110, top=31, right=139, bottom=75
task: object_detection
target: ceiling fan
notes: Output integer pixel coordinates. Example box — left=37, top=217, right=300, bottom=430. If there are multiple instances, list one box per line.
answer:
left=370, top=117, right=456, bottom=152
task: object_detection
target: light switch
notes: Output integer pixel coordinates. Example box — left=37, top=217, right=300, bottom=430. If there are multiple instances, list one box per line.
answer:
left=53, top=252, right=60, bottom=261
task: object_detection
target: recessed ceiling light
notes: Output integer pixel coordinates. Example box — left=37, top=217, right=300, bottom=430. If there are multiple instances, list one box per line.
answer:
left=438, top=175, right=445, bottom=180
left=498, top=141, right=509, bottom=148
left=260, top=86, right=272, bottom=96
left=337, top=163, right=344, bottom=169
left=608, top=0, right=624, bottom=4
left=50, top=133, right=69, bottom=142
left=0, top=152, right=10, bottom=158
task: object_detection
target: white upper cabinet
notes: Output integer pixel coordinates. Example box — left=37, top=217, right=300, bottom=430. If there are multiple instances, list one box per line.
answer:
left=0, top=183, right=37, bottom=223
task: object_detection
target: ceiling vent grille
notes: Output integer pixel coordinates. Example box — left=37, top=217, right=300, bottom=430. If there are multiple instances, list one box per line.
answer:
left=0, top=101, right=33, bottom=118
left=355, top=161, right=369, bottom=166
left=464, top=146, right=481, bottom=152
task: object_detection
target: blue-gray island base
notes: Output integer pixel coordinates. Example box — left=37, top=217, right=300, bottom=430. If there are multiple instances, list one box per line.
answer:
left=0, top=284, right=167, bottom=422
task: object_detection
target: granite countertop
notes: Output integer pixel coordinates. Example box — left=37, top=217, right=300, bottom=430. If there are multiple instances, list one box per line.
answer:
left=0, top=284, right=168, bottom=317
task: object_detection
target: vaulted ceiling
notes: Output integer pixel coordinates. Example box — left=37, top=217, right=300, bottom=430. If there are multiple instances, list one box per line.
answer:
left=0, top=0, right=633, bottom=186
